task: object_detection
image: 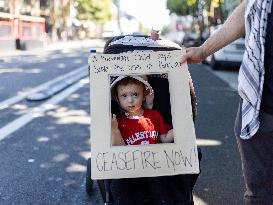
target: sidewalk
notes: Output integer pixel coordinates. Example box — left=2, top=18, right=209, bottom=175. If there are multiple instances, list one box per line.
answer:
left=0, top=39, right=106, bottom=57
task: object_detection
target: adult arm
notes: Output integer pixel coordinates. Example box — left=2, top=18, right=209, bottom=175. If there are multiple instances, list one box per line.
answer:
left=181, top=0, right=246, bottom=64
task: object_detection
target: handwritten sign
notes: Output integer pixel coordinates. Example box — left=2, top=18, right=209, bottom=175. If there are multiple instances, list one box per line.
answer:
left=89, top=50, right=199, bottom=179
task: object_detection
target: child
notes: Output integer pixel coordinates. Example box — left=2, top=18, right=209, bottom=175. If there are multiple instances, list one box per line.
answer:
left=111, top=75, right=174, bottom=146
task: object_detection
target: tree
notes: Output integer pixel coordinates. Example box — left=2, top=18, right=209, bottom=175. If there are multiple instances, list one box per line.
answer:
left=167, top=0, right=226, bottom=24
left=167, top=0, right=198, bottom=17
left=166, top=0, right=226, bottom=40
left=74, top=0, right=112, bottom=23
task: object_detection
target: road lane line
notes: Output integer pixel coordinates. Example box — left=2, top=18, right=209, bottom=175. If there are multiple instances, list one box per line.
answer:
left=0, top=78, right=88, bottom=141
left=0, top=65, right=86, bottom=110
left=27, top=68, right=88, bottom=101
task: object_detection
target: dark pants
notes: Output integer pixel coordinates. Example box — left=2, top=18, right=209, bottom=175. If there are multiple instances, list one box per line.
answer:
left=235, top=100, right=273, bottom=205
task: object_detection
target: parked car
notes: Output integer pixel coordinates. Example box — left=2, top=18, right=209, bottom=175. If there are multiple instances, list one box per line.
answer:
left=164, top=31, right=185, bottom=45
left=182, top=32, right=200, bottom=47
left=102, top=30, right=121, bottom=39
left=207, top=37, right=245, bottom=69
left=205, top=25, right=245, bottom=69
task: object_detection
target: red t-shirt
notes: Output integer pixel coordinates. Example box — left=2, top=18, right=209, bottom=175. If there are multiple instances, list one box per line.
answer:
left=117, top=109, right=171, bottom=145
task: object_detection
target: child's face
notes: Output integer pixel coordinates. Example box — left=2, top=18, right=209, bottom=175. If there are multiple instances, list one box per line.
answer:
left=117, top=83, right=145, bottom=116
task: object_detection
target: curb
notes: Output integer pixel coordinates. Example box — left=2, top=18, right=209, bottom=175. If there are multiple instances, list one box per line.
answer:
left=0, top=39, right=106, bottom=57
left=27, top=66, right=88, bottom=101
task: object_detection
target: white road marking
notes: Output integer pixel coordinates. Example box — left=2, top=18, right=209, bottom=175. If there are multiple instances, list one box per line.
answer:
left=205, top=66, right=238, bottom=91
left=0, top=65, right=87, bottom=110
left=196, top=138, right=222, bottom=146
left=27, top=67, right=88, bottom=101
left=0, top=78, right=88, bottom=141
left=213, top=70, right=238, bottom=91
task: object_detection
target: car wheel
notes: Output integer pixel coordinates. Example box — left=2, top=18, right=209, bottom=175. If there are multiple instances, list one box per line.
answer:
left=86, top=158, right=93, bottom=195
left=210, top=55, right=221, bottom=70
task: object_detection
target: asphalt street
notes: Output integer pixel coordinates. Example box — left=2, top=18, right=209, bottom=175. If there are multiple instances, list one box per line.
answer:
left=0, top=45, right=244, bottom=205
left=190, top=64, right=244, bottom=205
left=0, top=82, right=102, bottom=205
left=0, top=49, right=88, bottom=100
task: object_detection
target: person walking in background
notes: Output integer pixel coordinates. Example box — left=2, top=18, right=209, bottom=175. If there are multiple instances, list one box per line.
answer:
left=181, top=0, right=273, bottom=204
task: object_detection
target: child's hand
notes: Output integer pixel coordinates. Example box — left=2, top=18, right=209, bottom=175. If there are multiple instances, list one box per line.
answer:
left=111, top=114, right=119, bottom=131
left=159, top=129, right=174, bottom=143
left=166, top=129, right=174, bottom=142
left=111, top=114, right=126, bottom=146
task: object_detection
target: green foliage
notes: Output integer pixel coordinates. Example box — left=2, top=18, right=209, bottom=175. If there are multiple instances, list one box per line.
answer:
left=161, top=25, right=171, bottom=36
left=166, top=0, right=198, bottom=16
left=139, top=23, right=150, bottom=35
left=211, top=0, right=224, bottom=8
left=166, top=0, right=225, bottom=16
left=75, top=0, right=112, bottom=23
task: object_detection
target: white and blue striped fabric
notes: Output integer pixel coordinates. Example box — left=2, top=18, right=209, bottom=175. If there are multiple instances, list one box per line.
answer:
left=238, top=0, right=272, bottom=139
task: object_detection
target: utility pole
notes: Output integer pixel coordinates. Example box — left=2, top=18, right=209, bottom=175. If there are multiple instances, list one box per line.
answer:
left=114, top=0, right=122, bottom=34
left=50, top=0, right=58, bottom=41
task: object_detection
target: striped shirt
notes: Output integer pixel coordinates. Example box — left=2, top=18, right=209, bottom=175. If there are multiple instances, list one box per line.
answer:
left=238, top=0, right=272, bottom=139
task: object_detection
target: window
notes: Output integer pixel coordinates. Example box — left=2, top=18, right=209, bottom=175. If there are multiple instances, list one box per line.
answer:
left=0, top=24, right=12, bottom=37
